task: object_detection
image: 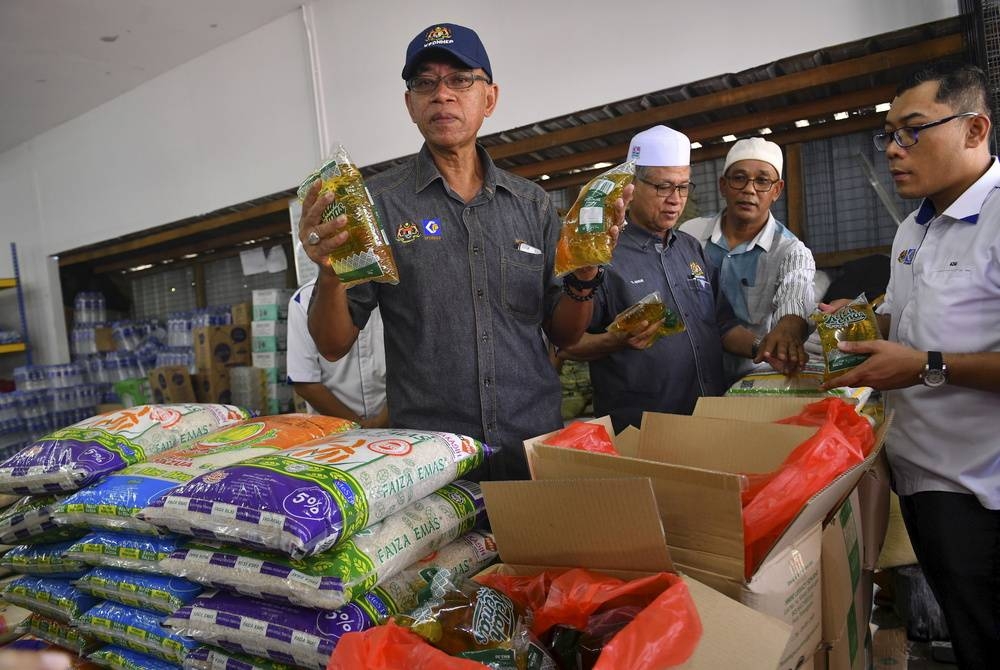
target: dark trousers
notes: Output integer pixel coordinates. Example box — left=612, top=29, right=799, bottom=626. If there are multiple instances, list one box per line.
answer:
left=899, top=491, right=1000, bottom=670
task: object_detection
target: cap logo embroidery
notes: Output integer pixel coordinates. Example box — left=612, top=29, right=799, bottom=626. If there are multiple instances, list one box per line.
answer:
left=396, top=220, right=422, bottom=244
left=424, top=26, right=453, bottom=47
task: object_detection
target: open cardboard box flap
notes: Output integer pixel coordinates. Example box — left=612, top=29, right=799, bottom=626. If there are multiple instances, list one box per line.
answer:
left=524, top=398, right=889, bottom=587
left=481, top=477, right=792, bottom=669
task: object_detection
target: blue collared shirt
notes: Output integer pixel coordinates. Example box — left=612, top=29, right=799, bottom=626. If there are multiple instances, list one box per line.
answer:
left=588, top=222, right=738, bottom=430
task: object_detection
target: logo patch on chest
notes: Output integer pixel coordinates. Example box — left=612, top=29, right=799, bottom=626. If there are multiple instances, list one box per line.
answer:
left=688, top=261, right=706, bottom=280
left=897, top=248, right=916, bottom=264
left=396, top=221, right=422, bottom=244
left=422, top=218, right=442, bottom=238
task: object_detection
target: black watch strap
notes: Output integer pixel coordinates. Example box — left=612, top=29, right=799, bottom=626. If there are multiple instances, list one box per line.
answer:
left=928, top=350, right=943, bottom=370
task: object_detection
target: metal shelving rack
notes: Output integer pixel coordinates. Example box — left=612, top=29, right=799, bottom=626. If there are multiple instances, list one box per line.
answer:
left=0, top=243, right=30, bottom=363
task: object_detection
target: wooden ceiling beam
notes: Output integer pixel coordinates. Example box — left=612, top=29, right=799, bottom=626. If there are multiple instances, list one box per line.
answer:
left=58, top=197, right=292, bottom=267
left=486, top=33, right=963, bottom=161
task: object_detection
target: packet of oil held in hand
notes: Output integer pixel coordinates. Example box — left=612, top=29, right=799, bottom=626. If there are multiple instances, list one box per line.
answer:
left=555, top=161, right=635, bottom=276
left=297, top=143, right=399, bottom=288
left=606, top=291, right=685, bottom=344
left=812, top=293, right=882, bottom=381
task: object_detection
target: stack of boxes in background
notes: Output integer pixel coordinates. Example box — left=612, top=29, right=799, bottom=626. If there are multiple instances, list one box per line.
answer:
left=251, top=289, right=293, bottom=415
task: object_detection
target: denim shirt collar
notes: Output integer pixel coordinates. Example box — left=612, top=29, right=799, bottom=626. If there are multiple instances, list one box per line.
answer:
left=413, top=143, right=499, bottom=200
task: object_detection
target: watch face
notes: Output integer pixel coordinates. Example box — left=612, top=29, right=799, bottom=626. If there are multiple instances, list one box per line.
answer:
left=923, top=368, right=947, bottom=387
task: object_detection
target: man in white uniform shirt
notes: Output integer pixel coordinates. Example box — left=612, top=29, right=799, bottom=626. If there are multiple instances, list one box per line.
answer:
left=825, top=62, right=1000, bottom=668
left=287, top=281, right=388, bottom=426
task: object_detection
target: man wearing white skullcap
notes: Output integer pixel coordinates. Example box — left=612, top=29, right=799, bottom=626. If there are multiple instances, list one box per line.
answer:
left=683, top=137, right=815, bottom=383
left=559, top=126, right=776, bottom=431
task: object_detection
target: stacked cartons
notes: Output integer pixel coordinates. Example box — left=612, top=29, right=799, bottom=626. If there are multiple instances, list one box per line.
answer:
left=192, top=324, right=251, bottom=405
left=251, top=289, right=294, bottom=414
left=480, top=477, right=792, bottom=669
left=524, top=398, right=889, bottom=670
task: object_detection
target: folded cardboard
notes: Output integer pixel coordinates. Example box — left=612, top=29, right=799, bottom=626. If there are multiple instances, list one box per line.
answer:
left=480, top=478, right=792, bottom=669
left=524, top=398, right=889, bottom=669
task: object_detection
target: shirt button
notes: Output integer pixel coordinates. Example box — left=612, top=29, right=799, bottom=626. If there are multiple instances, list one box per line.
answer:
left=473, top=245, right=480, bottom=254
left=483, top=377, right=492, bottom=387
left=481, top=332, right=489, bottom=342
left=477, top=289, right=484, bottom=297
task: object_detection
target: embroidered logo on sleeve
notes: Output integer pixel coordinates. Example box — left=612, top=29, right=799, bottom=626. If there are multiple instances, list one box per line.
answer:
left=396, top=221, right=422, bottom=244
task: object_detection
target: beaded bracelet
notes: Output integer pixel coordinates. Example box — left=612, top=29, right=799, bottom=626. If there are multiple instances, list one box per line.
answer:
left=562, top=283, right=597, bottom=302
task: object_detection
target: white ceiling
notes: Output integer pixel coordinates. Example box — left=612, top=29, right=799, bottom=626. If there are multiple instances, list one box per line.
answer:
left=0, top=0, right=306, bottom=154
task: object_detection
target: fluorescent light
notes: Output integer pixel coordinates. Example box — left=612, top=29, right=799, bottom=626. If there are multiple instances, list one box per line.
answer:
left=591, top=161, right=613, bottom=169
left=539, top=174, right=550, bottom=181
left=128, top=264, right=153, bottom=272
left=690, top=141, right=703, bottom=149
left=875, top=102, right=891, bottom=113
left=722, top=135, right=737, bottom=142
left=759, top=127, right=772, bottom=135
left=834, top=111, right=849, bottom=121
left=181, top=253, right=199, bottom=259
left=795, top=119, right=810, bottom=128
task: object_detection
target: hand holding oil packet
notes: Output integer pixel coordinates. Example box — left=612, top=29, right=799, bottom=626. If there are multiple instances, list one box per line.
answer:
left=555, top=161, right=635, bottom=276
left=607, top=291, right=685, bottom=344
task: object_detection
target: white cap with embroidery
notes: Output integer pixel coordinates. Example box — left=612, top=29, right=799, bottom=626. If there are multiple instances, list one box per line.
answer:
left=627, top=125, right=691, bottom=167
left=723, top=137, right=783, bottom=177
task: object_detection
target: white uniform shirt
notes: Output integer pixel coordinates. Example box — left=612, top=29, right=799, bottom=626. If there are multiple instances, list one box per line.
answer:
left=286, top=281, right=387, bottom=419
left=880, top=157, right=1000, bottom=509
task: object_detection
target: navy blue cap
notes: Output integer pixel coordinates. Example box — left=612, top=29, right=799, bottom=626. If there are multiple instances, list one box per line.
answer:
left=401, top=23, right=492, bottom=81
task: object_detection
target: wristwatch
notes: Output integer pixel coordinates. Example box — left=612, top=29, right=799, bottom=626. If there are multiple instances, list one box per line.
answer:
left=920, top=351, right=948, bottom=388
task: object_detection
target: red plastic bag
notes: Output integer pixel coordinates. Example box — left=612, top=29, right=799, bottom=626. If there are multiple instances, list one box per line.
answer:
left=543, top=421, right=618, bottom=455
left=477, top=568, right=702, bottom=669
left=327, top=620, right=488, bottom=670
left=741, top=398, right=875, bottom=577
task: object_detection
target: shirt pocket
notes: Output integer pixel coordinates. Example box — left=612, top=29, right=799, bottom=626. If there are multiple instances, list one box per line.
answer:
left=686, top=276, right=717, bottom=323
left=502, top=250, right=545, bottom=321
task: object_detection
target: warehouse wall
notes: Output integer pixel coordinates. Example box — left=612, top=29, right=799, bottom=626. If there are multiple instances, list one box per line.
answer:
left=0, top=0, right=959, bottom=367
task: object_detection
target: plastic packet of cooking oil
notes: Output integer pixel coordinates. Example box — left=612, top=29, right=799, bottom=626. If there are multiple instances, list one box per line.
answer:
left=554, top=161, right=635, bottom=276
left=296, top=143, right=400, bottom=288
left=606, top=291, right=685, bottom=344
left=811, top=293, right=882, bottom=382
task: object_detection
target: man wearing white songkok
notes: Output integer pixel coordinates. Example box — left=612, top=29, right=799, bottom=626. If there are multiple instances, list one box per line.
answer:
left=559, top=125, right=772, bottom=431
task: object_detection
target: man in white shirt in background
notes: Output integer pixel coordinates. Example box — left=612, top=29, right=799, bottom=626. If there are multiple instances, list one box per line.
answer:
left=683, top=138, right=814, bottom=384
left=287, top=280, right=388, bottom=427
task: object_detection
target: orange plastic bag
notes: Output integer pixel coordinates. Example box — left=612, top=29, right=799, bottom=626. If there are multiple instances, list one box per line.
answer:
left=476, top=568, right=702, bottom=670
left=327, top=620, right=488, bottom=670
left=741, top=398, right=875, bottom=577
left=542, top=422, right=618, bottom=456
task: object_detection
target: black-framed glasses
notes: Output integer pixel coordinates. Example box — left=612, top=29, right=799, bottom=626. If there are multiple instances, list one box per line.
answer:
left=723, top=174, right=779, bottom=192
left=406, top=71, right=491, bottom=94
left=637, top=176, right=696, bottom=198
left=872, top=112, right=979, bottom=151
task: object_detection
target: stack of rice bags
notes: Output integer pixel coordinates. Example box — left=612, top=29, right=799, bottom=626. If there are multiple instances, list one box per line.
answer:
left=137, top=428, right=499, bottom=670
left=0, top=403, right=251, bottom=666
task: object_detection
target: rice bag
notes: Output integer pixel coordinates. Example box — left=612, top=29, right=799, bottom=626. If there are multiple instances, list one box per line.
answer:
left=554, top=160, right=635, bottom=276
left=297, top=144, right=399, bottom=288
left=0, top=540, right=90, bottom=577
left=606, top=291, right=685, bottom=343
left=0, top=494, right=87, bottom=545
left=0, top=575, right=99, bottom=622
left=164, top=531, right=498, bottom=670
left=0, top=404, right=251, bottom=495
left=159, top=480, right=484, bottom=610
left=74, top=600, right=198, bottom=664
left=27, top=612, right=101, bottom=654
left=139, top=428, right=491, bottom=559
left=88, top=645, right=182, bottom=670
left=184, top=646, right=297, bottom=670
left=55, top=415, right=356, bottom=534
left=0, top=601, right=32, bottom=644
left=74, top=567, right=201, bottom=615
left=65, top=531, right=181, bottom=572
left=811, top=294, right=883, bottom=382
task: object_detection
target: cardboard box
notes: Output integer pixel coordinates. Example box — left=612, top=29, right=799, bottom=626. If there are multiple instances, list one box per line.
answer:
left=251, top=351, right=287, bottom=370
left=192, top=365, right=232, bottom=405
left=480, top=478, right=792, bottom=669
left=231, top=302, right=252, bottom=325
left=193, top=325, right=251, bottom=371
left=94, top=326, right=116, bottom=352
left=524, top=398, right=889, bottom=669
left=251, top=320, right=288, bottom=338
left=820, top=490, right=873, bottom=670
left=252, top=288, right=293, bottom=321
left=147, top=365, right=196, bottom=403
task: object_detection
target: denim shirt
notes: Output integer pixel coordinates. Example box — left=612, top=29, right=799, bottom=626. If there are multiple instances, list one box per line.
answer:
left=589, top=223, right=737, bottom=431
left=345, top=144, right=563, bottom=479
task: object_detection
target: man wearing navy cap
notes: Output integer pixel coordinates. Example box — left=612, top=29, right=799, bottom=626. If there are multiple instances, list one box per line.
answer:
left=297, top=23, right=631, bottom=480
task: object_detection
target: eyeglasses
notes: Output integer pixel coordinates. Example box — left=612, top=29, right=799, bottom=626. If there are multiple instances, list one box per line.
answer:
left=872, top=112, right=979, bottom=151
left=637, top=176, right=696, bottom=198
left=723, top=174, right=779, bottom=192
left=406, top=71, right=491, bottom=94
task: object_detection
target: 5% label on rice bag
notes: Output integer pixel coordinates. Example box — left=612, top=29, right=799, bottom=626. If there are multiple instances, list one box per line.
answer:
left=811, top=293, right=882, bottom=381
left=554, top=160, right=635, bottom=276
left=606, top=291, right=685, bottom=344
left=297, top=143, right=400, bottom=288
